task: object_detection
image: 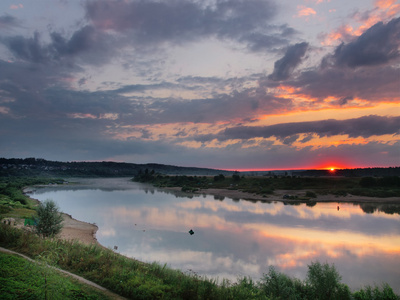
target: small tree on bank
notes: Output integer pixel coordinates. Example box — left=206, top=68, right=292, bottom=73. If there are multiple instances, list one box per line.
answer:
left=35, top=199, right=63, bottom=238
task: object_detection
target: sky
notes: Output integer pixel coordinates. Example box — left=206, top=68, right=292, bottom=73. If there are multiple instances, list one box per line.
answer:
left=0, top=0, right=399, bottom=170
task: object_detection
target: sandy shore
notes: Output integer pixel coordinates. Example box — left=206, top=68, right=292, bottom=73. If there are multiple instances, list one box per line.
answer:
left=59, top=213, right=99, bottom=245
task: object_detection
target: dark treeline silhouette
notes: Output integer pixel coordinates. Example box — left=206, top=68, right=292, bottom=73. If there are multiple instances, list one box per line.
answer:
left=0, top=157, right=231, bottom=177
left=293, top=167, right=400, bottom=177
left=1, top=157, right=399, bottom=178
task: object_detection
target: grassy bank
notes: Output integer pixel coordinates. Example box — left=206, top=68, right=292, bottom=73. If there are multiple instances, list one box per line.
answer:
left=1, top=223, right=399, bottom=300
left=0, top=177, right=66, bottom=220
left=0, top=251, right=112, bottom=299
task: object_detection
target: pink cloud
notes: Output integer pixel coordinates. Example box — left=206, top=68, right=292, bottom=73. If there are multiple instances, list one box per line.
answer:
left=322, top=0, right=400, bottom=45
left=296, top=5, right=317, bottom=17
left=10, top=4, right=23, bottom=10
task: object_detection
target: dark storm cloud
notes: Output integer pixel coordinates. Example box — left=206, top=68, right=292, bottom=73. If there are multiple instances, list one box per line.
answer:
left=4, top=32, right=47, bottom=63
left=3, top=25, right=112, bottom=65
left=285, top=64, right=400, bottom=102
left=196, top=115, right=400, bottom=143
left=143, top=88, right=289, bottom=124
left=329, top=17, right=400, bottom=68
left=85, top=0, right=292, bottom=51
left=50, top=26, right=97, bottom=57
left=0, top=14, right=19, bottom=29
left=268, top=42, right=309, bottom=81
left=0, top=75, right=287, bottom=128
left=258, top=17, right=400, bottom=103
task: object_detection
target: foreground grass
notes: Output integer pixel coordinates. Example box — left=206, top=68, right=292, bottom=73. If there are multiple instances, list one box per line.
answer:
left=0, top=251, right=112, bottom=299
left=1, top=224, right=399, bottom=300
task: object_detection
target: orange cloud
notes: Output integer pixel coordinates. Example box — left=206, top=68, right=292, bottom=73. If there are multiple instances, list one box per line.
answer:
left=68, top=113, right=97, bottom=119
left=375, top=0, right=400, bottom=17
left=353, top=0, right=400, bottom=35
left=297, top=5, right=317, bottom=17
left=322, top=24, right=354, bottom=45
left=323, top=0, right=400, bottom=45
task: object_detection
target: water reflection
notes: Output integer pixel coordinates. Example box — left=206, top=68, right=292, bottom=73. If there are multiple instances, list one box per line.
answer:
left=32, top=178, right=400, bottom=292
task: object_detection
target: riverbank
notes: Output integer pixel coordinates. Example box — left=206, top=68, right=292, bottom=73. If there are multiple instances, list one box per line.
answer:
left=22, top=187, right=99, bottom=245
left=59, top=213, right=99, bottom=245
left=195, top=188, right=400, bottom=203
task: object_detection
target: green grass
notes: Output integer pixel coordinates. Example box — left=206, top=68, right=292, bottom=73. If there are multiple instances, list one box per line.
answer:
left=0, top=223, right=399, bottom=300
left=0, top=251, right=112, bottom=299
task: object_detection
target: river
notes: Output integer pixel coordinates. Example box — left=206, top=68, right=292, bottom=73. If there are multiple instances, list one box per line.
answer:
left=31, top=177, right=400, bottom=292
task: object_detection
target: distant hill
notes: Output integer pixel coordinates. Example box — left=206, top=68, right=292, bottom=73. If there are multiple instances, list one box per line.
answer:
left=0, top=157, right=398, bottom=178
left=0, top=157, right=232, bottom=177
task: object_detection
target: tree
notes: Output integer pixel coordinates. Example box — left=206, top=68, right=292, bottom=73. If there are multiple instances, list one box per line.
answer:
left=306, top=261, right=351, bottom=300
left=35, top=199, right=63, bottom=238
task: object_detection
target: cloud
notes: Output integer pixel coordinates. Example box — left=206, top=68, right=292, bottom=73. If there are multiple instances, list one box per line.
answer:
left=10, top=4, right=23, bottom=10
left=330, top=17, right=400, bottom=68
left=296, top=6, right=317, bottom=17
left=85, top=0, right=292, bottom=51
left=3, top=26, right=112, bottom=66
left=268, top=42, right=309, bottom=81
left=0, top=14, right=19, bottom=29
left=197, top=115, right=400, bottom=143
left=4, top=32, right=47, bottom=63
left=287, top=64, right=400, bottom=103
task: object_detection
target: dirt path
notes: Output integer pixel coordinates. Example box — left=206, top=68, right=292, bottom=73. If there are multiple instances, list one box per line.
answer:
left=0, top=246, right=127, bottom=300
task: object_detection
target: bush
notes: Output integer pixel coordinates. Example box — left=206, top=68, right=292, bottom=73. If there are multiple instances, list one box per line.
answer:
left=306, top=261, right=351, bottom=300
left=35, top=199, right=63, bottom=238
left=213, top=174, right=225, bottom=182
left=353, top=283, right=399, bottom=300
left=260, top=266, right=305, bottom=299
left=305, top=191, right=317, bottom=198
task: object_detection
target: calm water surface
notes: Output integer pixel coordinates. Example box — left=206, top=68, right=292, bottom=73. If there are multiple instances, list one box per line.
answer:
left=31, top=178, right=400, bottom=292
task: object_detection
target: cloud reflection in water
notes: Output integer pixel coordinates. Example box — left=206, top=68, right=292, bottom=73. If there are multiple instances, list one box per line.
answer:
left=32, top=179, right=400, bottom=292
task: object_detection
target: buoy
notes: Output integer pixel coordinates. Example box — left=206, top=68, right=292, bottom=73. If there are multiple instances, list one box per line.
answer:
left=189, top=229, right=194, bottom=235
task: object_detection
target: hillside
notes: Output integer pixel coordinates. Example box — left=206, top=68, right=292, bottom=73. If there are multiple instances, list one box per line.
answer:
left=0, top=158, right=232, bottom=177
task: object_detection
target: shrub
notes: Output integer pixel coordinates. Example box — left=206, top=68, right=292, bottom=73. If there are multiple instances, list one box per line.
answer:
left=306, top=261, right=351, bottom=300
left=260, top=266, right=305, bottom=300
left=305, top=191, right=317, bottom=198
left=353, top=283, right=399, bottom=300
left=213, top=174, right=225, bottom=182
left=35, top=199, right=63, bottom=238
